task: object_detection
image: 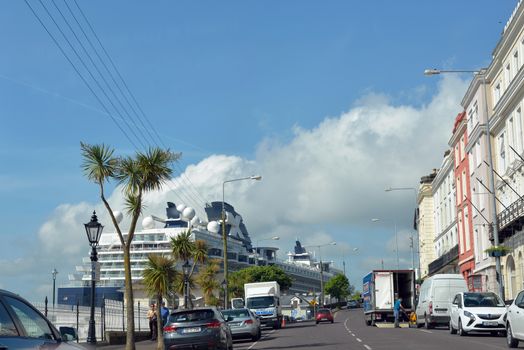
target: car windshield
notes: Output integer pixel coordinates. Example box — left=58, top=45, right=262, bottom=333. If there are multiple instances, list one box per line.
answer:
left=463, top=293, right=504, bottom=307
left=222, top=309, right=250, bottom=319
left=168, top=310, right=215, bottom=323
left=246, top=296, right=274, bottom=308
left=318, top=309, right=330, bottom=314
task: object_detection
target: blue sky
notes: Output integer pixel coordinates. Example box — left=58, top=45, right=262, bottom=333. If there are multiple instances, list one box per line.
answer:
left=0, top=1, right=518, bottom=301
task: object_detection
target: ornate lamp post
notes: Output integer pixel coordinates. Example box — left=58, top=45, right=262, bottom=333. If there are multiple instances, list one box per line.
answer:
left=221, top=175, right=262, bottom=309
left=84, top=211, right=103, bottom=344
left=51, top=268, right=58, bottom=309
left=182, top=260, right=191, bottom=309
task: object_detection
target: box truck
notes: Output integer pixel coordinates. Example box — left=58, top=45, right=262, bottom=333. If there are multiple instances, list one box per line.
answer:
left=244, top=281, right=282, bottom=329
left=362, top=270, right=416, bottom=326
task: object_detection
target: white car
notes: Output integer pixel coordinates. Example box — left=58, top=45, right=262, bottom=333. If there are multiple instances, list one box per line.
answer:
left=449, top=292, right=507, bottom=336
left=506, top=289, right=524, bottom=348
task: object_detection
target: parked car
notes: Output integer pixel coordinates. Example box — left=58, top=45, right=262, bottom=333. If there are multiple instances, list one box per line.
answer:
left=449, top=292, right=507, bottom=336
left=315, top=309, right=334, bottom=324
left=347, top=300, right=360, bottom=309
left=163, top=308, right=233, bottom=350
left=221, top=308, right=261, bottom=341
left=0, top=289, right=83, bottom=349
left=506, top=289, right=524, bottom=348
left=415, top=274, right=468, bottom=329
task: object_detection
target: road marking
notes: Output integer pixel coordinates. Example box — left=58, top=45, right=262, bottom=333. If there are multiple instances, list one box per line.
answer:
left=352, top=333, right=356, bottom=337
left=364, top=345, right=372, bottom=350
left=419, top=329, right=433, bottom=334
left=356, top=338, right=362, bottom=342
left=247, top=329, right=276, bottom=349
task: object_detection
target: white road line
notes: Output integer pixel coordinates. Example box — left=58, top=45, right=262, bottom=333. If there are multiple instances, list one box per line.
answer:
left=248, top=329, right=276, bottom=349
left=364, top=345, right=372, bottom=350
left=356, top=338, right=362, bottom=342
left=352, top=333, right=356, bottom=337
left=419, top=329, right=433, bottom=334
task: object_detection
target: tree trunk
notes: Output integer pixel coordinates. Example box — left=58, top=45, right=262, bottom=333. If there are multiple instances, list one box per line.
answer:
left=123, top=248, right=136, bottom=350
left=156, top=293, right=164, bottom=350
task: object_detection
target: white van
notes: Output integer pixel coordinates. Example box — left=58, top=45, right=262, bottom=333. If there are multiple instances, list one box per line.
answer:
left=415, top=274, right=468, bottom=329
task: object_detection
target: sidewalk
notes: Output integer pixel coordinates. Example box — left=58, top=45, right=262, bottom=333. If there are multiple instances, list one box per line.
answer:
left=82, top=340, right=158, bottom=350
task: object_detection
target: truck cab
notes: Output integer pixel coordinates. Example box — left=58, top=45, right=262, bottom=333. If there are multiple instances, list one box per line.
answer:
left=244, top=281, right=282, bottom=329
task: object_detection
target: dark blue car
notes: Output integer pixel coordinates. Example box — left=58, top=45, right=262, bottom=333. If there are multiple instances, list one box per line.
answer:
left=0, top=289, right=84, bottom=350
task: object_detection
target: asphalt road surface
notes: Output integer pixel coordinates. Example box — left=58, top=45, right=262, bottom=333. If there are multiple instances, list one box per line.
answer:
left=232, top=309, right=518, bottom=350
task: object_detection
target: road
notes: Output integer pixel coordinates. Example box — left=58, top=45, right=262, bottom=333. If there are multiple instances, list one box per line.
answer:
left=232, top=308, right=517, bottom=350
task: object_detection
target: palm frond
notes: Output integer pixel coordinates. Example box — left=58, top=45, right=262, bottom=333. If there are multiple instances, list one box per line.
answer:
left=137, top=148, right=180, bottom=192
left=80, top=142, right=117, bottom=184
left=170, top=230, right=195, bottom=261
left=142, top=254, right=178, bottom=297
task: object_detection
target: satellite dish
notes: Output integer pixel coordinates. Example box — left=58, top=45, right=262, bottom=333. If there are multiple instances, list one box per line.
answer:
left=176, top=204, right=186, bottom=213
left=182, top=207, right=196, bottom=221
left=113, top=211, right=123, bottom=224
left=142, top=216, right=155, bottom=229
left=207, top=221, right=220, bottom=234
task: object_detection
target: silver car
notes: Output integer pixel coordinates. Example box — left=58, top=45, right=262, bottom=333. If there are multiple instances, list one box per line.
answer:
left=222, top=308, right=261, bottom=341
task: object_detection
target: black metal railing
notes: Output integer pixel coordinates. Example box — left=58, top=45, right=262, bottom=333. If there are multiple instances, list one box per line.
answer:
left=428, top=245, right=459, bottom=276
left=497, top=196, right=524, bottom=242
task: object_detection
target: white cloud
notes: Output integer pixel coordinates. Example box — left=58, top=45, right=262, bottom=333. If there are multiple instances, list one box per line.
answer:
left=17, top=75, right=469, bottom=298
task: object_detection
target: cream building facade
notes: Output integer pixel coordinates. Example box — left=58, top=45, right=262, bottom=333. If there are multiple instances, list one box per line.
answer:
left=418, top=171, right=437, bottom=278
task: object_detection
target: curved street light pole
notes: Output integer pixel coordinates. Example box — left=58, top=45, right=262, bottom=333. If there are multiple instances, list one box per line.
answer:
left=424, top=68, right=504, bottom=299
left=222, top=175, right=262, bottom=309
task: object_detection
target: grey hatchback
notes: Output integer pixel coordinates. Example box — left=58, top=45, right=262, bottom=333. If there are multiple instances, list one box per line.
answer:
left=221, top=309, right=261, bottom=341
left=0, top=289, right=84, bottom=350
left=163, top=308, right=233, bottom=350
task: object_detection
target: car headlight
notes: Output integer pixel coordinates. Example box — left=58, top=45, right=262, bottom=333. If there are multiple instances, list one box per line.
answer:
left=464, top=311, right=475, bottom=319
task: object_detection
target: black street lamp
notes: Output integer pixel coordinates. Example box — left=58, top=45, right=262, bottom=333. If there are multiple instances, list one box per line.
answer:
left=182, top=260, right=191, bottom=310
left=84, top=211, right=103, bottom=344
left=51, top=268, right=58, bottom=309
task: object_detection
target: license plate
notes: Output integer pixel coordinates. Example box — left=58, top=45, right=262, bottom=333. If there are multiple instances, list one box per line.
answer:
left=230, top=322, right=241, bottom=327
left=182, top=327, right=201, bottom=333
left=483, top=321, right=498, bottom=326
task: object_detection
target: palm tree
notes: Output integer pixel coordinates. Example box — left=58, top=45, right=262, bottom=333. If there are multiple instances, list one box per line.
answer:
left=196, top=260, right=221, bottom=306
left=142, top=254, right=178, bottom=350
left=81, top=143, right=179, bottom=350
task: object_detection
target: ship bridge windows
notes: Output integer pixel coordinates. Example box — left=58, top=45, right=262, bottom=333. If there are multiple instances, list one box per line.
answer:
left=208, top=248, right=222, bottom=257
left=238, top=255, right=248, bottom=263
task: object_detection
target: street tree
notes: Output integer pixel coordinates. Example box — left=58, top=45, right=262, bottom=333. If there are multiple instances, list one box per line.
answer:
left=196, top=259, right=221, bottom=306
left=325, top=274, right=351, bottom=302
left=229, top=265, right=293, bottom=298
left=142, top=254, right=178, bottom=350
left=81, top=142, right=179, bottom=350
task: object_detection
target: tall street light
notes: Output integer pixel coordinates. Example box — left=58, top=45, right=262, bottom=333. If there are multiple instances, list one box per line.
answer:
left=343, top=247, right=359, bottom=276
left=51, top=268, right=58, bottom=309
left=222, top=175, right=262, bottom=309
left=84, top=211, right=103, bottom=344
left=424, top=68, right=504, bottom=298
left=304, top=242, right=336, bottom=306
left=182, top=260, right=191, bottom=309
left=371, top=218, right=399, bottom=270
left=254, top=236, right=279, bottom=265
left=385, top=187, right=419, bottom=274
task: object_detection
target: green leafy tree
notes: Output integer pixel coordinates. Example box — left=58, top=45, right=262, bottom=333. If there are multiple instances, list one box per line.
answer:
left=325, top=274, right=351, bottom=302
left=142, top=254, right=178, bottom=350
left=170, top=230, right=208, bottom=308
left=196, top=259, right=221, bottom=306
left=81, top=143, right=179, bottom=350
left=229, top=265, right=293, bottom=298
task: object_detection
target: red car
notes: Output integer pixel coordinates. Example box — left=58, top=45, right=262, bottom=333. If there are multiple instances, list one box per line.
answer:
left=315, top=309, right=334, bottom=324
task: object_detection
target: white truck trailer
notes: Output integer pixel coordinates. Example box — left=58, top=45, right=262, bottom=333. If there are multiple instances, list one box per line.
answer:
left=244, top=281, right=282, bottom=329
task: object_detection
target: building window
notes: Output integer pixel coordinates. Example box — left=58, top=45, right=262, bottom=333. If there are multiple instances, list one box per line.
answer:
left=456, top=177, right=462, bottom=204
left=494, top=82, right=502, bottom=104
left=462, top=171, right=467, bottom=201
left=464, top=206, right=470, bottom=251
left=455, top=145, right=460, bottom=168
left=460, top=137, right=466, bottom=161
left=498, top=132, right=506, bottom=172
left=516, top=107, right=523, bottom=154
left=506, top=63, right=512, bottom=85
left=514, top=50, right=520, bottom=74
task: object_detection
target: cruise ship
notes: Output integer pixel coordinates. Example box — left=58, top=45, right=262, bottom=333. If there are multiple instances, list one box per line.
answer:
left=58, top=202, right=341, bottom=306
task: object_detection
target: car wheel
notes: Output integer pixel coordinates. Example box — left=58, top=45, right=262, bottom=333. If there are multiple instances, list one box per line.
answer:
left=449, top=320, right=457, bottom=335
left=331, top=320, right=334, bottom=324
left=316, top=321, right=319, bottom=324
left=507, top=323, right=519, bottom=348
left=365, top=319, right=371, bottom=326
left=458, top=319, right=467, bottom=336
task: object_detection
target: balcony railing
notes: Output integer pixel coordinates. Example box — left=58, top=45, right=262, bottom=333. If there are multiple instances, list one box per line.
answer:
left=496, top=196, right=524, bottom=242
left=428, top=244, right=459, bottom=276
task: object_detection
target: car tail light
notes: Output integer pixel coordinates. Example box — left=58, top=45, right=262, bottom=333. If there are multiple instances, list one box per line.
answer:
left=206, top=320, right=221, bottom=329
left=429, top=302, right=433, bottom=315
left=244, top=319, right=253, bottom=325
left=164, top=325, right=177, bottom=333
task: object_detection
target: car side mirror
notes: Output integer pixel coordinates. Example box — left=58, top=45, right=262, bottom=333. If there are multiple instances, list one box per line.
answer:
left=59, top=326, right=77, bottom=342
left=518, top=302, right=524, bottom=309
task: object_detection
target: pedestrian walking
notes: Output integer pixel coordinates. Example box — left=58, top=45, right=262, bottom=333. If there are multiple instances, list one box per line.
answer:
left=161, top=301, right=169, bottom=326
left=147, top=303, right=158, bottom=340
left=393, top=295, right=405, bottom=328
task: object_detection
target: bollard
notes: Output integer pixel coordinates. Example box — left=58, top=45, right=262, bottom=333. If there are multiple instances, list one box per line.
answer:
left=76, top=301, right=79, bottom=343
left=44, top=297, right=48, bottom=317
left=138, top=301, right=141, bottom=332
